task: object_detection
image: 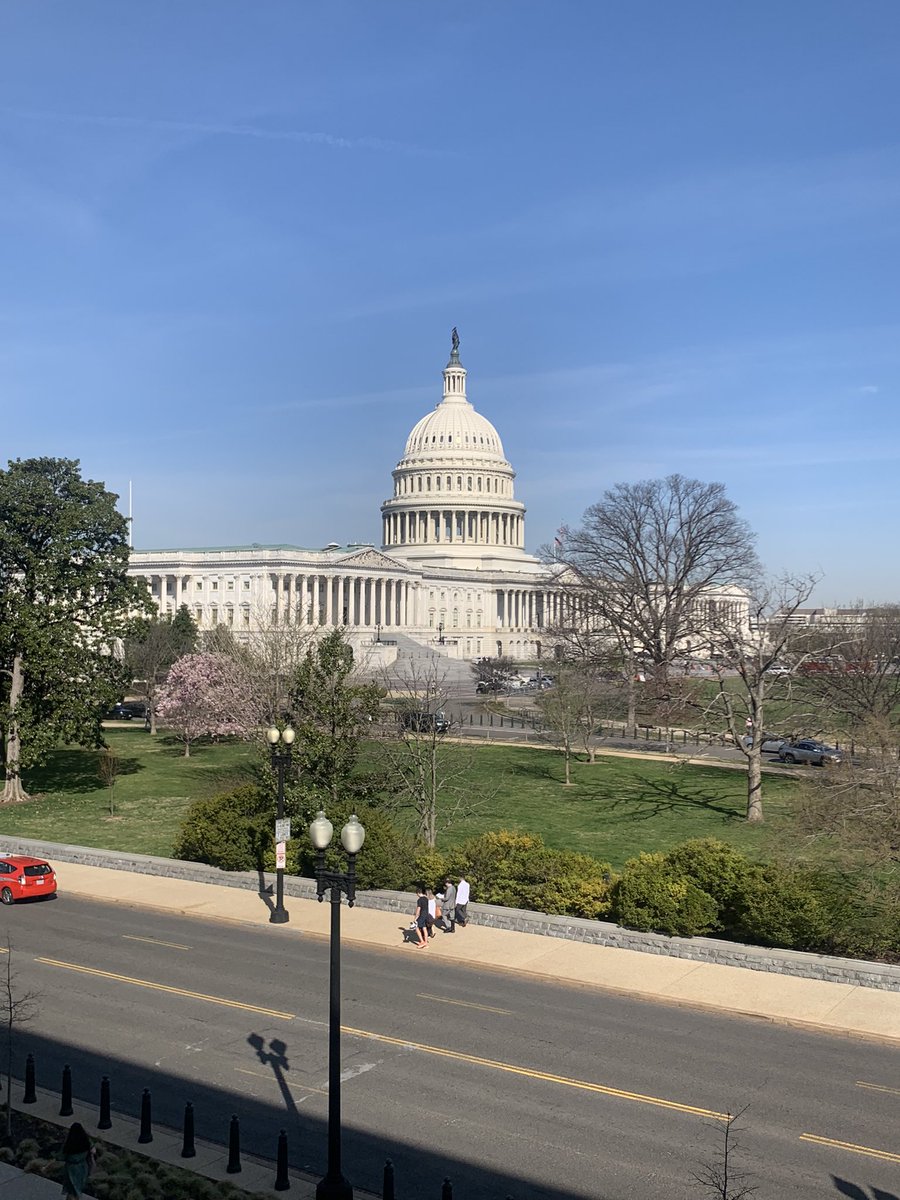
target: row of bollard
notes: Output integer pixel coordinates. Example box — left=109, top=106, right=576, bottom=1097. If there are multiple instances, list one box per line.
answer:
left=22, top=1053, right=512, bottom=1198
left=20, top=1054, right=292, bottom=1191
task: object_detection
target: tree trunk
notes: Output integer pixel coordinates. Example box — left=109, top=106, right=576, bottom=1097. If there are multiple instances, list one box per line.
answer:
left=564, top=744, right=572, bottom=785
left=1, top=654, right=30, bottom=804
left=746, top=748, right=763, bottom=822
left=625, top=653, right=637, bottom=734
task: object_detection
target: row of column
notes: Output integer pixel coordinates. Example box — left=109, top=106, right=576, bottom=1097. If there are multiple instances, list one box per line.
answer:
left=383, top=508, right=524, bottom=549
left=273, top=573, right=416, bottom=628
left=497, top=589, right=584, bottom=630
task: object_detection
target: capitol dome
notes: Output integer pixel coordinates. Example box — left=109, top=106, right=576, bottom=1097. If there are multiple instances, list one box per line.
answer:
left=381, top=332, right=531, bottom=569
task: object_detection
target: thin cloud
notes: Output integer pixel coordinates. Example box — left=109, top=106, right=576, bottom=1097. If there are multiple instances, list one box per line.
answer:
left=0, top=107, right=429, bottom=156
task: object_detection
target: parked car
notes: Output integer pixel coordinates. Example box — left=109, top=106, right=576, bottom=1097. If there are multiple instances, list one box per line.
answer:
left=778, top=739, right=843, bottom=766
left=767, top=663, right=792, bottom=676
left=741, top=733, right=786, bottom=753
left=0, top=855, right=57, bottom=904
left=399, top=710, right=450, bottom=734
left=475, top=680, right=505, bottom=694
left=104, top=701, right=147, bottom=721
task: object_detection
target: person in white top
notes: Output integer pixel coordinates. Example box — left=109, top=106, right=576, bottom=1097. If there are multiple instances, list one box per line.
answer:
left=455, top=875, right=470, bottom=927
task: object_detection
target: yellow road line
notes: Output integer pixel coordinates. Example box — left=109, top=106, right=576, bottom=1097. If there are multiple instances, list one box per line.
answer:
left=343, top=1025, right=728, bottom=1120
left=36, top=958, right=294, bottom=1020
left=417, top=992, right=512, bottom=1015
left=123, top=935, right=191, bottom=951
left=856, top=1079, right=900, bottom=1097
left=800, top=1133, right=900, bottom=1165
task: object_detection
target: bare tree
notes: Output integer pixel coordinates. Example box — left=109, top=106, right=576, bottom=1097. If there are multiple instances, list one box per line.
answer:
left=794, top=605, right=900, bottom=750
left=0, top=939, right=39, bottom=1137
left=123, top=607, right=198, bottom=735
left=548, top=475, right=760, bottom=694
left=693, top=1109, right=757, bottom=1200
left=533, top=664, right=604, bottom=784
left=378, top=658, right=484, bottom=846
left=702, top=575, right=818, bottom=822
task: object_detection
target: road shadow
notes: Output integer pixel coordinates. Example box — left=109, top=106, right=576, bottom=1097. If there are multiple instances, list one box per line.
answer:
left=23, top=750, right=143, bottom=796
left=14, top=1026, right=603, bottom=1200
left=833, top=1178, right=899, bottom=1199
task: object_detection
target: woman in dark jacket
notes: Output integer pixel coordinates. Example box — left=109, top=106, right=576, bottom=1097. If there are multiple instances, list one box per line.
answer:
left=60, top=1122, right=93, bottom=1198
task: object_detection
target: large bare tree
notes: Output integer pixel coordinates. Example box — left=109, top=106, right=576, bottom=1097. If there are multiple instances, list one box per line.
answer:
left=549, top=475, right=760, bottom=689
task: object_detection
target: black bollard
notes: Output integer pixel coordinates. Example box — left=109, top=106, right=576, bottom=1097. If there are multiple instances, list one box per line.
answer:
left=98, top=1076, right=112, bottom=1129
left=226, top=1114, right=241, bottom=1173
left=60, top=1064, right=73, bottom=1117
left=442, top=1179, right=453, bottom=1200
left=138, top=1088, right=153, bottom=1144
left=383, top=1159, right=395, bottom=1200
left=23, top=1053, right=36, bottom=1103
left=181, top=1101, right=196, bottom=1158
left=274, top=1128, right=289, bottom=1191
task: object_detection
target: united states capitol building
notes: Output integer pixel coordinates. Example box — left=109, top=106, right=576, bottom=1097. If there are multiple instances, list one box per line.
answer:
left=129, top=335, right=569, bottom=662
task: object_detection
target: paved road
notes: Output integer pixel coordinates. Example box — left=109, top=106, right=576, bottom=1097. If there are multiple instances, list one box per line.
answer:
left=4, top=896, right=898, bottom=1200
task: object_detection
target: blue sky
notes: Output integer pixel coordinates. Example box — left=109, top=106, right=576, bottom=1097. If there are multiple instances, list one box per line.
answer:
left=2, top=2, right=898, bottom=603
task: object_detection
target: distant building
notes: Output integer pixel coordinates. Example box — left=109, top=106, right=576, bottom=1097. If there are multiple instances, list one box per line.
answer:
left=129, top=334, right=751, bottom=663
left=130, top=337, right=565, bottom=661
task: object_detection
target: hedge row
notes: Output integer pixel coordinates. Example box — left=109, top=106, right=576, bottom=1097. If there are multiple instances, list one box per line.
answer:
left=175, top=789, right=899, bottom=961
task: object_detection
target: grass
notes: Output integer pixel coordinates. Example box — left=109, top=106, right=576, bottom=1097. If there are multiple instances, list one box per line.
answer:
left=7, top=730, right=259, bottom=857
left=0, top=730, right=799, bottom=870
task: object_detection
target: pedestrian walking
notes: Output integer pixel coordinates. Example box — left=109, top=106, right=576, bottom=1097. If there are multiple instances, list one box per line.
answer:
left=60, top=1122, right=94, bottom=1199
left=456, top=874, right=470, bottom=927
left=411, top=885, right=431, bottom=948
left=426, top=887, right=438, bottom=938
left=440, top=877, right=457, bottom=932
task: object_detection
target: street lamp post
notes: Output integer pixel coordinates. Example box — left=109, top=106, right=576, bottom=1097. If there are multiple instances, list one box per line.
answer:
left=437, top=622, right=444, bottom=645
left=375, top=623, right=381, bottom=643
left=309, top=811, right=366, bottom=1200
left=266, top=726, right=295, bottom=925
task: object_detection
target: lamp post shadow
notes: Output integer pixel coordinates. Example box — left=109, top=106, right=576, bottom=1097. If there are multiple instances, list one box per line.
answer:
left=247, top=1033, right=302, bottom=1128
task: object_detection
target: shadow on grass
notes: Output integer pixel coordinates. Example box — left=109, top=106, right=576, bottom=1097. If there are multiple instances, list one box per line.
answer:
left=23, top=750, right=143, bottom=796
left=607, top=774, right=742, bottom=824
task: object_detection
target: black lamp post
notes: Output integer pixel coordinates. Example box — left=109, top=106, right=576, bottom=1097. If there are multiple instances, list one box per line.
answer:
left=266, top=725, right=295, bottom=925
left=437, top=622, right=444, bottom=645
left=375, top=623, right=381, bottom=643
left=309, top=810, right=366, bottom=1200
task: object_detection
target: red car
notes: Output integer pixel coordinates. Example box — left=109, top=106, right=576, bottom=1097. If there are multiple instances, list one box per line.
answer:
left=0, top=856, right=57, bottom=904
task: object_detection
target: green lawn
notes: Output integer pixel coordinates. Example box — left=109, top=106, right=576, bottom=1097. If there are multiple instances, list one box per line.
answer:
left=0, top=731, right=798, bottom=869
left=7, top=730, right=259, bottom=857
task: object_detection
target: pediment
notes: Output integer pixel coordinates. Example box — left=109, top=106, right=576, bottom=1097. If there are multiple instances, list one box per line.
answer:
left=338, top=548, right=413, bottom=572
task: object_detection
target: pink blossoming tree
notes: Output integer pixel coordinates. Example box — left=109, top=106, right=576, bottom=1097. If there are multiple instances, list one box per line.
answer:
left=156, top=653, right=255, bottom=756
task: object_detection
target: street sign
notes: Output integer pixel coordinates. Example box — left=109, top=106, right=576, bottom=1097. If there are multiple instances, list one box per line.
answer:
left=275, top=818, right=291, bottom=843
left=275, top=841, right=286, bottom=870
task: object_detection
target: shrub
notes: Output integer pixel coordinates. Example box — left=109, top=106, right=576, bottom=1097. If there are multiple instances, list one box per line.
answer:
left=728, top=864, right=830, bottom=950
left=174, top=785, right=271, bottom=871
left=445, top=831, right=614, bottom=919
left=612, top=852, right=718, bottom=937
left=663, top=838, right=758, bottom=932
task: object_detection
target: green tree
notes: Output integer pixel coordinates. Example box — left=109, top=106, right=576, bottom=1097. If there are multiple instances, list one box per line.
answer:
left=289, top=630, right=383, bottom=808
left=124, top=607, right=199, bottom=734
left=0, top=458, right=150, bottom=802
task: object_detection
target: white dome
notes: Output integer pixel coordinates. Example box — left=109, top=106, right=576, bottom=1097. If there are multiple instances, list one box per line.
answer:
left=403, top=401, right=505, bottom=462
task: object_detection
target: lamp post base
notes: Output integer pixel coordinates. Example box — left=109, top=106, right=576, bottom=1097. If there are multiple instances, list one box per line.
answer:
left=269, top=908, right=289, bottom=924
left=316, top=1173, right=352, bottom=1200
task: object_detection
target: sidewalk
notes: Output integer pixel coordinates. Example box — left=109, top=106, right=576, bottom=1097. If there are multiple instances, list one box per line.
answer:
left=56, top=861, right=900, bottom=1043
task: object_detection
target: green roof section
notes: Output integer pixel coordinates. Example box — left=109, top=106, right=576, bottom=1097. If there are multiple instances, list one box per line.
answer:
left=132, top=543, right=375, bottom=554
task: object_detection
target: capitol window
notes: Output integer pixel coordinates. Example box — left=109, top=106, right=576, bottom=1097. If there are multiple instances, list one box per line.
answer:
left=195, top=580, right=203, bottom=590
left=242, top=579, right=250, bottom=590
left=467, top=476, right=472, bottom=490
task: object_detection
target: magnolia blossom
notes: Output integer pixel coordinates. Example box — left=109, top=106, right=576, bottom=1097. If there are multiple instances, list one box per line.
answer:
left=156, top=652, right=255, bottom=756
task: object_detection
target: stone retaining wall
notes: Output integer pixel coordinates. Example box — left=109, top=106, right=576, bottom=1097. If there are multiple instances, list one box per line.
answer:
left=7, top=836, right=899, bottom=992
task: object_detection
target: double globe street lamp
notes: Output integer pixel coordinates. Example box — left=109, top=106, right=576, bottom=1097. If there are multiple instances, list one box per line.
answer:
left=266, top=726, right=295, bottom=924
left=309, top=810, right=366, bottom=1200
